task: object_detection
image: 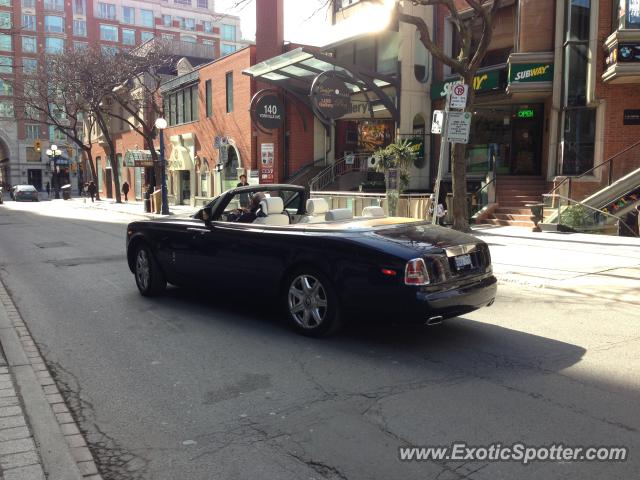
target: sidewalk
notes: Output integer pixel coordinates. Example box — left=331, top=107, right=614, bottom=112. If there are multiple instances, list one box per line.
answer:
left=67, top=196, right=199, bottom=219
left=0, top=283, right=101, bottom=480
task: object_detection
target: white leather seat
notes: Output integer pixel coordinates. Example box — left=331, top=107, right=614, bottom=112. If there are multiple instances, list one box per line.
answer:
left=362, top=206, right=385, bottom=218
left=299, top=198, right=330, bottom=223
left=325, top=208, right=353, bottom=222
left=253, top=197, right=290, bottom=225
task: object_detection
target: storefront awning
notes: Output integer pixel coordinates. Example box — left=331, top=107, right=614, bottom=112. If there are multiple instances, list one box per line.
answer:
left=124, top=150, right=154, bottom=168
left=242, top=47, right=399, bottom=124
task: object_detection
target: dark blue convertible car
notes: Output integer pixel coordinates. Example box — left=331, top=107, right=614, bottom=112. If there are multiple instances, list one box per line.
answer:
left=126, top=184, right=496, bottom=336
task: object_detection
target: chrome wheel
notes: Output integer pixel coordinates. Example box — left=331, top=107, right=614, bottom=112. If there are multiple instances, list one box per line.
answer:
left=135, top=249, right=150, bottom=291
left=287, top=274, right=328, bottom=329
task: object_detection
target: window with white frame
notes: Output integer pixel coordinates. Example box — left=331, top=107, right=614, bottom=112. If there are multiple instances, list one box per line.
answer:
left=0, top=100, right=14, bottom=118
left=161, top=33, right=174, bottom=40
left=141, top=31, right=154, bottom=42
left=98, top=2, right=116, bottom=20
left=174, top=0, right=191, bottom=5
left=0, top=12, right=12, bottom=30
left=197, top=0, right=208, bottom=8
left=73, top=41, right=88, bottom=51
left=122, top=29, right=135, bottom=45
left=45, top=37, right=64, bottom=54
left=25, top=124, right=40, bottom=140
left=0, top=0, right=9, bottom=5
left=21, top=36, right=36, bottom=53
left=181, top=35, right=196, bottom=43
left=21, top=0, right=35, bottom=7
left=185, top=18, right=195, bottom=30
left=44, top=16, right=65, bottom=33
left=0, top=56, right=11, bottom=73
left=203, top=20, right=212, bottom=33
left=74, top=20, right=86, bottom=36
left=22, top=14, right=36, bottom=31
left=0, top=79, right=13, bottom=96
left=73, top=0, right=86, bottom=15
left=44, top=0, right=64, bottom=11
left=122, top=6, right=135, bottom=24
left=22, top=57, right=37, bottom=74
left=100, top=24, right=118, bottom=41
left=0, top=34, right=11, bottom=52
left=221, top=24, right=236, bottom=41
left=221, top=43, right=236, bottom=56
left=162, top=15, right=171, bottom=27
left=140, top=9, right=154, bottom=27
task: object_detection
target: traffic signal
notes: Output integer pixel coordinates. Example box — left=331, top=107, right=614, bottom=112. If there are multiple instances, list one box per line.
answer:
left=34, top=139, right=41, bottom=152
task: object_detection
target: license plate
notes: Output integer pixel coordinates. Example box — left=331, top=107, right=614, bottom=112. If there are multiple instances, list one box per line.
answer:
left=454, top=254, right=473, bottom=269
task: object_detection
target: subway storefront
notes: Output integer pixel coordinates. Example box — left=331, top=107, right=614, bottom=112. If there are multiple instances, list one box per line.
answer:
left=431, top=61, right=553, bottom=178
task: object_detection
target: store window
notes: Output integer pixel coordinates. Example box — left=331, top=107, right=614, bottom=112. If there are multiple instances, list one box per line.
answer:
left=612, top=0, right=640, bottom=30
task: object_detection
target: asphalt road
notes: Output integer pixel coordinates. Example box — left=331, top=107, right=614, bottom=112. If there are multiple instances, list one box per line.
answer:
left=0, top=199, right=638, bottom=480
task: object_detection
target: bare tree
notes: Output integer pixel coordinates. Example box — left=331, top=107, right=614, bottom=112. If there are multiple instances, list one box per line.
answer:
left=105, top=41, right=174, bottom=188
left=7, top=53, right=103, bottom=199
left=387, top=0, right=504, bottom=231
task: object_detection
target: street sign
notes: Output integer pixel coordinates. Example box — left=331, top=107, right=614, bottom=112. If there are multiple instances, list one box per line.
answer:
left=449, top=84, right=469, bottom=110
left=446, top=111, right=472, bottom=144
left=431, top=110, right=444, bottom=134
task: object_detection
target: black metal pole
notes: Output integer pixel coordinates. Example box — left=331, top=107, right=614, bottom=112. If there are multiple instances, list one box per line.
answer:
left=160, top=129, right=169, bottom=215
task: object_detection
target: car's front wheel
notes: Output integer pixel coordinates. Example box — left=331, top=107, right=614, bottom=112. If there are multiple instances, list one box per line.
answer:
left=134, top=245, right=166, bottom=296
left=284, top=269, right=341, bottom=337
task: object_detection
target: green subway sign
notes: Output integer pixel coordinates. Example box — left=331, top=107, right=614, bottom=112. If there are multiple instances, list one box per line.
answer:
left=509, top=63, right=554, bottom=83
left=430, top=68, right=503, bottom=100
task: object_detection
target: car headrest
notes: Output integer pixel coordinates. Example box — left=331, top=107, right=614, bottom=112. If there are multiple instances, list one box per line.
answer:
left=325, top=208, right=353, bottom=221
left=306, top=198, right=329, bottom=215
left=260, top=196, right=284, bottom=215
left=362, top=206, right=385, bottom=217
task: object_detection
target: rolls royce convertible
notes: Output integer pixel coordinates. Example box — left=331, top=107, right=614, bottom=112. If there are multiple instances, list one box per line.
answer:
left=126, top=184, right=496, bottom=336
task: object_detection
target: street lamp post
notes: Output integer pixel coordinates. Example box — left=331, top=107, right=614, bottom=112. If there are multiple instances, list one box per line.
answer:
left=45, top=145, right=62, bottom=199
left=154, top=118, right=169, bottom=215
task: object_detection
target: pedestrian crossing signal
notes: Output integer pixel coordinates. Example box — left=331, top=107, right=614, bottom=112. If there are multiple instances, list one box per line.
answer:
left=34, top=139, right=41, bottom=152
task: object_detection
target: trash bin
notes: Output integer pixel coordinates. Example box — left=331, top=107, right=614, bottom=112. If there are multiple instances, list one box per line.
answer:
left=152, top=189, right=162, bottom=214
left=60, top=184, right=72, bottom=201
left=143, top=192, right=151, bottom=213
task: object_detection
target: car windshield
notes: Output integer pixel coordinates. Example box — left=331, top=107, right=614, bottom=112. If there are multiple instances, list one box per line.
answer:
left=17, top=185, right=36, bottom=192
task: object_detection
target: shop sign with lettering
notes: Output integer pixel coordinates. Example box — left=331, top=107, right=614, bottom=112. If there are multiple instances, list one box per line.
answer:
left=254, top=95, right=285, bottom=130
left=311, top=73, right=351, bottom=119
left=430, top=69, right=502, bottom=100
left=509, top=63, right=554, bottom=83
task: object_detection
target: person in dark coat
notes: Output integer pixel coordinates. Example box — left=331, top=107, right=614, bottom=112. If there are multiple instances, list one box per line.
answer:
left=122, top=181, right=130, bottom=202
left=45, top=182, right=50, bottom=198
left=87, top=181, right=97, bottom=202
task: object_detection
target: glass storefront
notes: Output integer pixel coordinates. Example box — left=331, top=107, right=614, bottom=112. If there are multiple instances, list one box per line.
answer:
left=459, top=104, right=544, bottom=175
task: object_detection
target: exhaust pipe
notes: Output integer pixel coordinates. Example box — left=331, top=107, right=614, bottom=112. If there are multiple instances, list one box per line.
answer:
left=425, top=315, right=444, bottom=327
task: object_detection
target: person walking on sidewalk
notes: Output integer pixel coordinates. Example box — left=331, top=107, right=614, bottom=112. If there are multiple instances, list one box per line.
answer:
left=122, top=181, right=130, bottom=202
left=87, top=181, right=97, bottom=202
left=45, top=182, right=50, bottom=198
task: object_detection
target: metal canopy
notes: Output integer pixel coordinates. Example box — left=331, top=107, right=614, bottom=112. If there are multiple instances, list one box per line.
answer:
left=242, top=47, right=399, bottom=124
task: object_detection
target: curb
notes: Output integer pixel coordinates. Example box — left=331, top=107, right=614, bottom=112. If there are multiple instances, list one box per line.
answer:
left=0, top=281, right=102, bottom=480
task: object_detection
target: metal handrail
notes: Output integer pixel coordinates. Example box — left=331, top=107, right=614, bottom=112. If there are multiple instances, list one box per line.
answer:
left=543, top=192, right=638, bottom=237
left=549, top=138, right=640, bottom=196
left=308, top=153, right=373, bottom=191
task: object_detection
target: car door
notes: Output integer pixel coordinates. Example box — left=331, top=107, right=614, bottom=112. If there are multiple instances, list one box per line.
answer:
left=152, top=221, right=198, bottom=285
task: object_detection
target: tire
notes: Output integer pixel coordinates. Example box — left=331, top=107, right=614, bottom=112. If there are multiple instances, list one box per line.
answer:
left=283, top=268, right=341, bottom=337
left=134, top=244, right=166, bottom=297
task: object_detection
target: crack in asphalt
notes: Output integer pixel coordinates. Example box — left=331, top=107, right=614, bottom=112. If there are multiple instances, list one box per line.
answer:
left=287, top=452, right=350, bottom=480
left=43, top=355, right=150, bottom=480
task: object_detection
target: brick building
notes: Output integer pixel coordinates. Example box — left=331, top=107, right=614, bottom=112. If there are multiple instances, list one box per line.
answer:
left=0, top=0, right=243, bottom=191
left=431, top=0, right=640, bottom=226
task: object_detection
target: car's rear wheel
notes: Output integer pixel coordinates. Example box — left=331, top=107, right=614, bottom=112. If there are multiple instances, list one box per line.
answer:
left=284, top=269, right=341, bottom=337
left=134, top=245, right=166, bottom=296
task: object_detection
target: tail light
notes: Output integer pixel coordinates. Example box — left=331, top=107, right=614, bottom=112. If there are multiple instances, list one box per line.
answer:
left=404, top=258, right=430, bottom=285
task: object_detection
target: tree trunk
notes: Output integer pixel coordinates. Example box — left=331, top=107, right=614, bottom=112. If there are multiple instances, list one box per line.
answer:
left=83, top=148, right=100, bottom=201
left=146, top=135, right=162, bottom=189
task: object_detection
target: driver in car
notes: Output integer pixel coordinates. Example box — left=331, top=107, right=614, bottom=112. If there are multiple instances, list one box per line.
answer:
left=234, top=192, right=266, bottom=223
